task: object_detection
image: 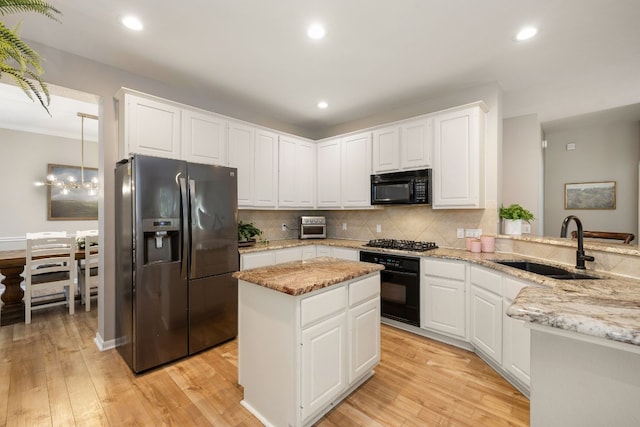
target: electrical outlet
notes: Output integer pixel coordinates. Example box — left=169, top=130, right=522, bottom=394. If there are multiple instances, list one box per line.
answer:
left=376, top=224, right=382, bottom=233
left=465, top=228, right=482, bottom=238
left=522, top=223, right=531, bottom=234
left=342, top=223, right=347, bottom=230
left=456, top=228, right=464, bottom=238
left=281, top=223, right=287, bottom=232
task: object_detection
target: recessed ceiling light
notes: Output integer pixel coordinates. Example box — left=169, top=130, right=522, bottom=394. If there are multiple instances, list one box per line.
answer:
left=122, top=15, right=144, bottom=31
left=307, top=23, right=326, bottom=40
left=515, top=26, right=538, bottom=41
left=317, top=100, right=328, bottom=109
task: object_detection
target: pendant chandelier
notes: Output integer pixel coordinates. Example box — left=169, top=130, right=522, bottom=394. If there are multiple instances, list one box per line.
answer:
left=35, top=112, right=99, bottom=195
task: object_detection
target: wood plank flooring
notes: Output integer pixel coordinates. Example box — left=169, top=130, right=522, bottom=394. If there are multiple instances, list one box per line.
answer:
left=0, top=306, right=529, bottom=426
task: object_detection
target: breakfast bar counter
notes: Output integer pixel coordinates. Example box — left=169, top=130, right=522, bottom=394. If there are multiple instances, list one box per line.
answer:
left=234, top=257, right=382, bottom=427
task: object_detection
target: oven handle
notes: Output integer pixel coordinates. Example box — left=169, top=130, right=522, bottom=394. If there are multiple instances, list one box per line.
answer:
left=381, top=269, right=419, bottom=277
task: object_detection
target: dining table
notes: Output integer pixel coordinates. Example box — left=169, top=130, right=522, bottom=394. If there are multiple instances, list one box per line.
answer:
left=0, top=249, right=88, bottom=326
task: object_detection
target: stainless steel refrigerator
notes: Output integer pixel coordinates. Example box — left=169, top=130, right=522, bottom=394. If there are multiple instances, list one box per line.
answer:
left=115, top=154, right=238, bottom=373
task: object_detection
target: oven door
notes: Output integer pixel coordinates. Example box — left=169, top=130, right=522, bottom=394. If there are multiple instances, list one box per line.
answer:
left=380, top=269, right=420, bottom=326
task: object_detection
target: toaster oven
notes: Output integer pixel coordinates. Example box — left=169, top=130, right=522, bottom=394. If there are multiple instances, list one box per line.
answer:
left=299, top=216, right=327, bottom=239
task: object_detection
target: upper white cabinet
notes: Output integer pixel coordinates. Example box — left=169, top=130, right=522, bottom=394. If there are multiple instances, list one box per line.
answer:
left=228, top=122, right=279, bottom=208
left=316, top=139, right=342, bottom=208
left=182, top=109, right=227, bottom=165
left=117, top=88, right=228, bottom=166
left=254, top=129, right=279, bottom=207
left=371, top=118, right=433, bottom=174
left=279, top=136, right=315, bottom=208
left=432, top=102, right=487, bottom=209
left=400, top=117, right=433, bottom=170
left=372, top=126, right=400, bottom=173
left=341, top=132, right=372, bottom=208
left=228, top=122, right=255, bottom=207
left=117, top=91, right=181, bottom=159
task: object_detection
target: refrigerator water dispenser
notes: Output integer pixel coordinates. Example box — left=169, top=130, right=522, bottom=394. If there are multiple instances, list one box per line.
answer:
left=142, top=218, right=180, bottom=264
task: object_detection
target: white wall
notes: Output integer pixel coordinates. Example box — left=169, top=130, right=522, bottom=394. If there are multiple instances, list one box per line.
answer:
left=0, top=128, right=98, bottom=249
left=503, top=114, right=544, bottom=235
left=544, top=120, right=640, bottom=237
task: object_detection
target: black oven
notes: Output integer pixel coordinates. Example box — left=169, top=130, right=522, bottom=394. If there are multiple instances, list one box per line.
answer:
left=360, top=251, right=420, bottom=326
left=370, top=169, right=431, bottom=205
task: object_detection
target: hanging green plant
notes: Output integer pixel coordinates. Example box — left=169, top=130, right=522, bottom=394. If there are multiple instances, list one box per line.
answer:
left=0, top=0, right=62, bottom=114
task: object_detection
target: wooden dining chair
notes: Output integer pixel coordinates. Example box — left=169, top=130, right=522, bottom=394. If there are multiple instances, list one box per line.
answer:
left=78, top=234, right=99, bottom=311
left=25, top=235, right=76, bottom=324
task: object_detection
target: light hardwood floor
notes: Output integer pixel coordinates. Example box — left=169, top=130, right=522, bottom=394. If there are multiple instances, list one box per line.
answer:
left=0, top=306, right=529, bottom=426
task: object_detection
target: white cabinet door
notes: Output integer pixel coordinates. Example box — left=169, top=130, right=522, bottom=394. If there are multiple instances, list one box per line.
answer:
left=182, top=109, right=227, bottom=165
left=254, top=129, right=278, bottom=207
left=315, top=245, right=332, bottom=258
left=296, top=140, right=316, bottom=207
left=341, top=132, right=372, bottom=207
left=421, top=275, right=465, bottom=338
left=470, top=284, right=503, bottom=363
left=316, top=139, right=342, bottom=208
left=240, top=251, right=275, bottom=270
left=401, top=117, right=432, bottom=170
left=274, top=247, right=302, bottom=264
left=348, top=297, right=380, bottom=383
left=372, top=126, right=400, bottom=173
left=331, top=247, right=359, bottom=261
left=432, top=104, right=486, bottom=209
left=122, top=94, right=181, bottom=159
left=302, top=246, right=316, bottom=260
left=279, top=136, right=316, bottom=207
left=301, top=312, right=348, bottom=422
left=503, top=277, right=531, bottom=386
left=228, top=122, right=255, bottom=206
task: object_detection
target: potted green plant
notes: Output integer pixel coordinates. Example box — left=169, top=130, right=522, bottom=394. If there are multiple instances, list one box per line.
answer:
left=499, top=204, right=535, bottom=235
left=238, top=221, right=263, bottom=246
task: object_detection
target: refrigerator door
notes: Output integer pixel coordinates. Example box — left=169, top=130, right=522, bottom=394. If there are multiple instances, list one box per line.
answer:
left=133, top=155, right=189, bottom=372
left=187, top=163, right=239, bottom=279
left=188, top=272, right=238, bottom=354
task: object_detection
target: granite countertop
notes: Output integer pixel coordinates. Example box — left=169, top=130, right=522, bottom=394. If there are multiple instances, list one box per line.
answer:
left=237, top=239, right=640, bottom=347
left=233, top=256, right=384, bottom=296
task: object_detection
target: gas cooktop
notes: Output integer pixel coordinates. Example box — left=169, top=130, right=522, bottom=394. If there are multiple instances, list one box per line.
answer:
left=363, top=239, right=438, bottom=252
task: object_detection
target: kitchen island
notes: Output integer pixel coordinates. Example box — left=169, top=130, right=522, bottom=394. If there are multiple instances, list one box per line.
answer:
left=507, top=277, right=640, bottom=427
left=233, top=257, right=383, bottom=427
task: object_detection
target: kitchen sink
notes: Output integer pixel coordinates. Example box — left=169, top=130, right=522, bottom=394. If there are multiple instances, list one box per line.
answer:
left=493, top=260, right=599, bottom=280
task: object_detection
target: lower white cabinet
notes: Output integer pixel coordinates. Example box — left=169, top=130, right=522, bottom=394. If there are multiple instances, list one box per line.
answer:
left=421, top=259, right=466, bottom=338
left=315, top=245, right=359, bottom=261
left=239, top=273, right=380, bottom=427
left=469, top=284, right=503, bottom=364
left=469, top=266, right=504, bottom=365
left=348, top=296, right=380, bottom=382
left=301, top=312, right=348, bottom=420
left=503, top=277, right=532, bottom=386
left=240, top=251, right=275, bottom=270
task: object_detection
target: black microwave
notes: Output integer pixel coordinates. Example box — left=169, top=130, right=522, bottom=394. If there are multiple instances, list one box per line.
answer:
left=371, top=169, right=432, bottom=205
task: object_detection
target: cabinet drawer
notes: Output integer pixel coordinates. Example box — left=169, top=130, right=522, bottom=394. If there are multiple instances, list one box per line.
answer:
left=349, top=274, right=380, bottom=307
left=423, top=259, right=466, bottom=281
left=301, top=285, right=347, bottom=328
left=470, top=266, right=502, bottom=295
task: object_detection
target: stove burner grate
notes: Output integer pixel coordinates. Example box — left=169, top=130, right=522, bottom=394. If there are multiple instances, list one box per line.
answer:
left=364, top=239, right=438, bottom=252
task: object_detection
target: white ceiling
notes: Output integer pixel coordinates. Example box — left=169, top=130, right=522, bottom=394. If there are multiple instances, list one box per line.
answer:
left=1, top=0, right=640, bottom=138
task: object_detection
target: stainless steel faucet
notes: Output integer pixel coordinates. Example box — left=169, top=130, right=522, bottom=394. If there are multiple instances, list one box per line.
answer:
left=560, top=215, right=595, bottom=269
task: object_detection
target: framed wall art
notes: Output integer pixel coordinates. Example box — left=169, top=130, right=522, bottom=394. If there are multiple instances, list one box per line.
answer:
left=47, top=164, right=99, bottom=220
left=564, top=181, right=616, bottom=210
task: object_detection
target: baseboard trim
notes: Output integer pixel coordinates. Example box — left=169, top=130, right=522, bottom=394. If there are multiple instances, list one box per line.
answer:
left=94, top=332, right=116, bottom=351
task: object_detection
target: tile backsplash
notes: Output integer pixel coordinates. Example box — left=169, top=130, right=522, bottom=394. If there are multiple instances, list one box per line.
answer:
left=239, top=202, right=499, bottom=249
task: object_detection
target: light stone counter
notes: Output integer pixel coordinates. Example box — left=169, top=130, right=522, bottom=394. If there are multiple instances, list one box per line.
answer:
left=232, top=256, right=384, bottom=296
left=238, top=238, right=640, bottom=347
